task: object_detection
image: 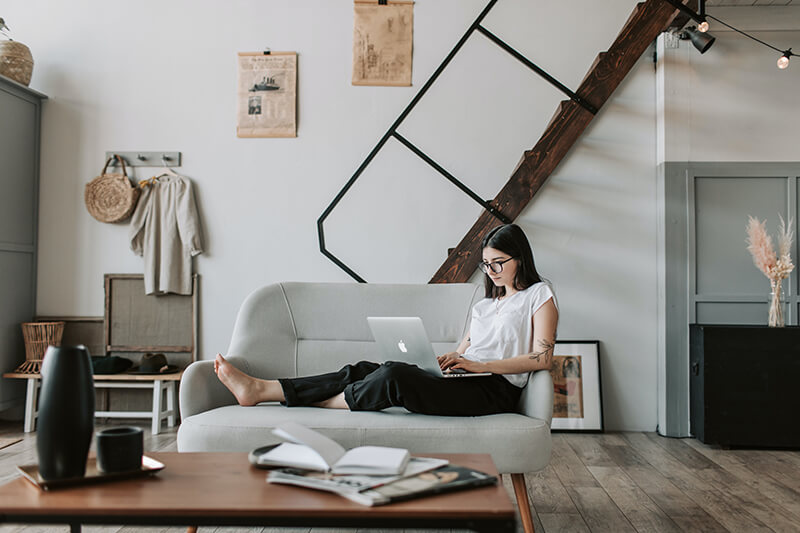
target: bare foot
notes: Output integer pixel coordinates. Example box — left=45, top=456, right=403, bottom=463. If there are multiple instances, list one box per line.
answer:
left=313, top=392, right=349, bottom=410
left=215, top=354, right=282, bottom=406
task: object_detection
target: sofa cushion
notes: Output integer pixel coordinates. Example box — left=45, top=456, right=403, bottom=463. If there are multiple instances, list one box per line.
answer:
left=177, top=403, right=552, bottom=473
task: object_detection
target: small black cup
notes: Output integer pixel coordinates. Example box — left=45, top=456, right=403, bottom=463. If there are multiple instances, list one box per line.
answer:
left=96, top=426, right=144, bottom=473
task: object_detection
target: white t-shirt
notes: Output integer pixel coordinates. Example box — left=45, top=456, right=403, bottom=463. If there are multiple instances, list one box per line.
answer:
left=462, top=282, right=557, bottom=387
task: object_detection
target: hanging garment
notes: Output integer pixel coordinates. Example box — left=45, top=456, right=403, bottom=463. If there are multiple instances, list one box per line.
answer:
left=129, top=175, right=203, bottom=295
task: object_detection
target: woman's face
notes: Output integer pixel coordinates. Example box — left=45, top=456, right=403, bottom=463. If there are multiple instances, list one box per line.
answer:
left=482, top=247, right=518, bottom=288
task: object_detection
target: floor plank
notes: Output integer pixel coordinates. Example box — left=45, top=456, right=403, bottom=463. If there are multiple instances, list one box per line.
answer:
left=564, top=434, right=617, bottom=468
left=566, top=486, right=636, bottom=532
left=550, top=434, right=601, bottom=488
left=537, top=513, right=591, bottom=533
left=588, top=466, right=681, bottom=532
left=681, top=488, right=772, bottom=532
left=622, top=433, right=716, bottom=493
left=684, top=438, right=800, bottom=522
left=525, top=464, right=582, bottom=515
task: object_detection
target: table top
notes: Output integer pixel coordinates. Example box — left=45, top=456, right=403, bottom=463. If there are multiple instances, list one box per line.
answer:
left=0, top=452, right=515, bottom=529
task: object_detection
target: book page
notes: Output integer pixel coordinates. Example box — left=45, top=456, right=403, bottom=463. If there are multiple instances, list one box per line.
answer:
left=332, top=446, right=410, bottom=475
left=273, top=422, right=346, bottom=468
left=257, top=442, right=329, bottom=471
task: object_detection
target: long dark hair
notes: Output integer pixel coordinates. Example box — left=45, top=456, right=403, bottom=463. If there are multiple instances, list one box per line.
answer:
left=481, top=224, right=542, bottom=299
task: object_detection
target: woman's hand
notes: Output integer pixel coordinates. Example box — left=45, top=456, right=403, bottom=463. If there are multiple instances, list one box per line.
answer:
left=449, top=358, right=490, bottom=374
left=437, top=352, right=462, bottom=370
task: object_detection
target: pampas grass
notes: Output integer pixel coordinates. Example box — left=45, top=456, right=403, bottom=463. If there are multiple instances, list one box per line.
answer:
left=746, top=215, right=795, bottom=282
left=746, top=215, right=794, bottom=326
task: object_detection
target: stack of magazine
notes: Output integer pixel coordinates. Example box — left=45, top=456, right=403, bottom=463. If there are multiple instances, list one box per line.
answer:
left=251, top=422, right=497, bottom=506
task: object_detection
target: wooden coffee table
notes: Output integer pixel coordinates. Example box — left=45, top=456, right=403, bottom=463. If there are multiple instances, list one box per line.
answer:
left=0, top=452, right=516, bottom=532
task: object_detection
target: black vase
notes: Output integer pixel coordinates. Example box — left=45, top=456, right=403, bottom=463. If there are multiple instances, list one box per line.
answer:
left=37, top=345, right=95, bottom=480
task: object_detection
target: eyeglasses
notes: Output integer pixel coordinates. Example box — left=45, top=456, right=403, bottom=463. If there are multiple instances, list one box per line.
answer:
left=480, top=257, right=516, bottom=274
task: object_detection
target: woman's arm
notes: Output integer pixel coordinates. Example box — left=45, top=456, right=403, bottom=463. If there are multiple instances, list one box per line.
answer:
left=450, top=298, right=558, bottom=374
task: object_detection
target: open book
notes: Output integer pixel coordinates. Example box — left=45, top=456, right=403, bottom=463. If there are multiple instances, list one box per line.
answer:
left=253, top=422, right=411, bottom=475
left=266, top=456, right=449, bottom=496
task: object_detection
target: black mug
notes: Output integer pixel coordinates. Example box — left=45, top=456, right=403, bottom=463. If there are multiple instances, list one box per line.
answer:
left=96, top=427, right=143, bottom=473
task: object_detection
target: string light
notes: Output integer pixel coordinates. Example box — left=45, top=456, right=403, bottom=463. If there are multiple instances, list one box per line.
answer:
left=663, top=0, right=798, bottom=70
left=706, top=14, right=798, bottom=70
left=778, top=50, right=791, bottom=70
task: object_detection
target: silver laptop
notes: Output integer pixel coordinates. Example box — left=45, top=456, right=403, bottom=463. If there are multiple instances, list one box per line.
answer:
left=367, top=317, right=491, bottom=378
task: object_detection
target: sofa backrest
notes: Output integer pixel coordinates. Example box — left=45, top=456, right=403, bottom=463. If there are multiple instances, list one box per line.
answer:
left=227, top=282, right=484, bottom=379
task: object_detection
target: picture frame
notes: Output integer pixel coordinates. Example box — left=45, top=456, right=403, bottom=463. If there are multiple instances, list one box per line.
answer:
left=550, top=340, right=603, bottom=432
left=103, top=274, right=198, bottom=369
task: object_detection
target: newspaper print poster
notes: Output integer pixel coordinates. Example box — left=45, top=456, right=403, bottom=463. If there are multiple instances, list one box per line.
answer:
left=237, top=52, right=297, bottom=138
left=551, top=355, right=584, bottom=419
left=352, top=0, right=414, bottom=86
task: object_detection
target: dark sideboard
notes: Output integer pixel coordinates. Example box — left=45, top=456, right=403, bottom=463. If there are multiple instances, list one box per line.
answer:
left=690, top=324, right=800, bottom=448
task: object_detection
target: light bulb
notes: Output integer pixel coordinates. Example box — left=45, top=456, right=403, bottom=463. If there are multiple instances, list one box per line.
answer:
left=697, top=21, right=709, bottom=33
left=778, top=54, right=790, bottom=69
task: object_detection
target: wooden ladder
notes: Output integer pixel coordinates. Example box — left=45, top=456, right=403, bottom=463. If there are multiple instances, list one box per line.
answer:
left=430, top=0, right=688, bottom=283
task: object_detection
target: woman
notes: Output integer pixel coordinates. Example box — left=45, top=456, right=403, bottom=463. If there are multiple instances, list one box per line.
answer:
left=215, top=223, right=558, bottom=416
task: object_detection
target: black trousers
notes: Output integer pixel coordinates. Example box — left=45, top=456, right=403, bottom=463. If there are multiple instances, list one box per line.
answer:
left=278, top=361, right=522, bottom=416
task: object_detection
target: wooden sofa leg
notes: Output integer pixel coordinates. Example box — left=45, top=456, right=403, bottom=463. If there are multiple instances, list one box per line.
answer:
left=511, top=473, right=535, bottom=533
left=186, top=527, right=197, bottom=533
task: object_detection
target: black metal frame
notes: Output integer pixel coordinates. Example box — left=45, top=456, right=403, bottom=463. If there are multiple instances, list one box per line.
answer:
left=318, top=0, right=597, bottom=282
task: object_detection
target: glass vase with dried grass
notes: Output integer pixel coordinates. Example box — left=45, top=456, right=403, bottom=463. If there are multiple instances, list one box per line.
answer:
left=746, top=215, right=794, bottom=327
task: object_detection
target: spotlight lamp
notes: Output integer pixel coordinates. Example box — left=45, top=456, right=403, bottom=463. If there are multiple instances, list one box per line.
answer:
left=697, top=20, right=709, bottom=33
left=681, top=26, right=716, bottom=54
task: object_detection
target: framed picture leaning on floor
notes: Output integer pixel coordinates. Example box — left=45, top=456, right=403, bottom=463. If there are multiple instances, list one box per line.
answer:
left=549, top=340, right=603, bottom=432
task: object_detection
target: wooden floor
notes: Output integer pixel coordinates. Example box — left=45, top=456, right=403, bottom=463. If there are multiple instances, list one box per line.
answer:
left=1, top=421, right=799, bottom=532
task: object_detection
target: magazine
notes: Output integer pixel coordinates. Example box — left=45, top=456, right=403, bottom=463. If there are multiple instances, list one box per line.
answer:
left=266, top=456, right=450, bottom=495
left=343, top=464, right=498, bottom=506
left=253, top=422, right=411, bottom=475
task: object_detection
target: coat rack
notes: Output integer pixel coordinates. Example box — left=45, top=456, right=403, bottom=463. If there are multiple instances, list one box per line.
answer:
left=104, top=152, right=182, bottom=167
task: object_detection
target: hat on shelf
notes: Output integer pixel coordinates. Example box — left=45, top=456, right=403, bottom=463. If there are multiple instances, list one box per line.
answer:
left=91, top=355, right=133, bottom=375
left=126, top=353, right=180, bottom=374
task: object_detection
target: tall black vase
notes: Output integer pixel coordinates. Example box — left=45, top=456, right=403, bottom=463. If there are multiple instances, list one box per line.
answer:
left=37, top=345, right=95, bottom=480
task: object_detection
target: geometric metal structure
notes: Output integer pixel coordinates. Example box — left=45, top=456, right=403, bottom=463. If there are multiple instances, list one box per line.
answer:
left=317, top=0, right=687, bottom=283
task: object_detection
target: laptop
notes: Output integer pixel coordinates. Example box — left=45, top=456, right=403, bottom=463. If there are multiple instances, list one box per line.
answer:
left=367, top=317, right=492, bottom=378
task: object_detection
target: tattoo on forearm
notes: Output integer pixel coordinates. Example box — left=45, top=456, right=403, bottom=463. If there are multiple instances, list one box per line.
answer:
left=529, top=339, right=555, bottom=365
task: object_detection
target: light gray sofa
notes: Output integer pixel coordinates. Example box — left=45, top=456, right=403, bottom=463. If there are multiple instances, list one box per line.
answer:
left=178, top=282, right=553, bottom=532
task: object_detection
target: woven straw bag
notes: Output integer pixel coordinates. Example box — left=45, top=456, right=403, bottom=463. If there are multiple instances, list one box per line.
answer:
left=0, top=41, right=34, bottom=86
left=85, top=155, right=140, bottom=223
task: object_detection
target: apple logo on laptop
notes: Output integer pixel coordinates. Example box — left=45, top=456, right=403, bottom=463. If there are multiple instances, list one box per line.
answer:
left=397, top=340, right=408, bottom=353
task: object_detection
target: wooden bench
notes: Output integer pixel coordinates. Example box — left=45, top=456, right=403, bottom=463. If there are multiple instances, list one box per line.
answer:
left=2, top=371, right=182, bottom=435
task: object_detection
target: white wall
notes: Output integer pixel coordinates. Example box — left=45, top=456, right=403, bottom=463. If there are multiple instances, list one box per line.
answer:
left=4, top=0, right=677, bottom=430
left=660, top=6, right=800, bottom=163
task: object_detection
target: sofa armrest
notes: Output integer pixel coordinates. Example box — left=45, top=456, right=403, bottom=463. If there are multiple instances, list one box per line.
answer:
left=180, top=359, right=238, bottom=420
left=517, top=369, right=554, bottom=425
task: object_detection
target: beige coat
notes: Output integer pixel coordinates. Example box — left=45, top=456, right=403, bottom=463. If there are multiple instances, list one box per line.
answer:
left=129, top=175, right=203, bottom=295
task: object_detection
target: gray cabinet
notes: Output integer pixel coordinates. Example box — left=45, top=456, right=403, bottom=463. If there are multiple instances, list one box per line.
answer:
left=0, top=75, right=46, bottom=414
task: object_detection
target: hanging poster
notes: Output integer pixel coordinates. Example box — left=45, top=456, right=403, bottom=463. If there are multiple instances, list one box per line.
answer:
left=237, top=52, right=297, bottom=138
left=352, top=0, right=414, bottom=86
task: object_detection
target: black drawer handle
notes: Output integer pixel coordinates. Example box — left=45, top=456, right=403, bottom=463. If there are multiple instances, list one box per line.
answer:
left=691, top=362, right=700, bottom=376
